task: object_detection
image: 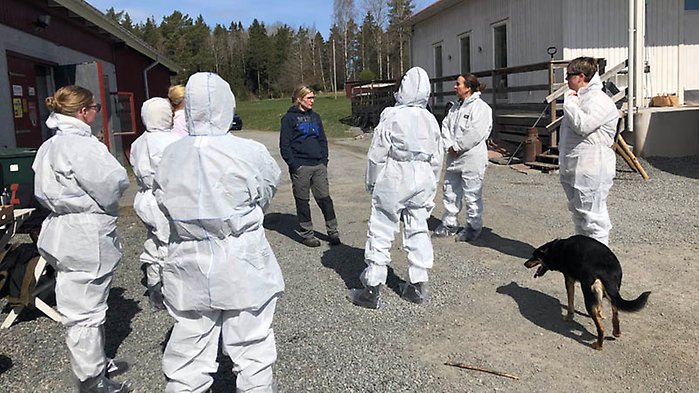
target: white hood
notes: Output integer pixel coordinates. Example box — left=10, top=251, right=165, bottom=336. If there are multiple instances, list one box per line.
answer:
left=394, top=67, right=431, bottom=108
left=185, top=72, right=236, bottom=136
left=141, top=97, right=173, bottom=132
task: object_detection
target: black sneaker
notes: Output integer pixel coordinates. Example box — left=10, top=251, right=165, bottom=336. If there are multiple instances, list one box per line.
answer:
left=106, top=358, right=130, bottom=378
left=400, top=282, right=429, bottom=304
left=301, top=237, right=321, bottom=247
left=79, top=374, right=131, bottom=393
left=348, top=285, right=381, bottom=309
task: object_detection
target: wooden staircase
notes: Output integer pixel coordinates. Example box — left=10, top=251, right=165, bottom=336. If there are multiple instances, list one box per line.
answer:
left=525, top=147, right=559, bottom=173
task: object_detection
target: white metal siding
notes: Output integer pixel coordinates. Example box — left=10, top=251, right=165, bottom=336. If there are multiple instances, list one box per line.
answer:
left=409, top=0, right=563, bottom=102
left=410, top=0, right=699, bottom=104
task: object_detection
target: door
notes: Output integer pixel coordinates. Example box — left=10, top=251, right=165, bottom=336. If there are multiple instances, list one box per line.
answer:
left=493, top=22, right=508, bottom=101
left=6, top=53, right=44, bottom=148
left=434, top=43, right=443, bottom=104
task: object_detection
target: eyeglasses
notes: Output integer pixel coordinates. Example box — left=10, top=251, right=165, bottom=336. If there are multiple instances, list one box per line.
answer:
left=86, top=103, right=102, bottom=112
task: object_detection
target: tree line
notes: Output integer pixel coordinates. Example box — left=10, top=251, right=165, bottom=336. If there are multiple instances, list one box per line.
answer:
left=106, top=0, right=415, bottom=100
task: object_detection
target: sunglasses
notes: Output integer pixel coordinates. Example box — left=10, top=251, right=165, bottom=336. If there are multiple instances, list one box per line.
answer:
left=565, top=73, right=583, bottom=80
left=85, top=103, right=102, bottom=112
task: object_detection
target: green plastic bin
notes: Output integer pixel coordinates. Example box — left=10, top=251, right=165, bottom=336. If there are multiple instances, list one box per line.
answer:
left=0, top=148, right=38, bottom=208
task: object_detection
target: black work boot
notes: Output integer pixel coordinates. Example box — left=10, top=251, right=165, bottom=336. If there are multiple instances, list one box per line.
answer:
left=79, top=372, right=131, bottom=393
left=348, top=285, right=381, bottom=309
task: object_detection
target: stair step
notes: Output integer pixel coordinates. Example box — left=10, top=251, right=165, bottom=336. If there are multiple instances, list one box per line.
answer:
left=525, top=161, right=560, bottom=172
left=537, top=153, right=559, bottom=162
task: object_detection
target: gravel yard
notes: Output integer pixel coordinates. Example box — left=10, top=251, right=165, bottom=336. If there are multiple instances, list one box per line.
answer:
left=1, top=130, right=697, bottom=392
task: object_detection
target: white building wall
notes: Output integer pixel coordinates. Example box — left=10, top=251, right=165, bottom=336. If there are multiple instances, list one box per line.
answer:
left=680, top=7, right=699, bottom=103
left=562, top=0, right=699, bottom=104
left=411, top=0, right=699, bottom=106
left=409, top=0, right=563, bottom=102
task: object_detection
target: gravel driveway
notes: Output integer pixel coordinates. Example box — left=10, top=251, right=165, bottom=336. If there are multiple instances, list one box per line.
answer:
left=1, top=130, right=697, bottom=392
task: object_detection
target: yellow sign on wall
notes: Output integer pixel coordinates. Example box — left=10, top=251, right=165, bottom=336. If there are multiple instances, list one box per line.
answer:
left=12, top=98, right=23, bottom=118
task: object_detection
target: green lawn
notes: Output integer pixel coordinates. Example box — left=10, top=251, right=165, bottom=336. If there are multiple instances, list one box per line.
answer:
left=235, top=93, right=353, bottom=138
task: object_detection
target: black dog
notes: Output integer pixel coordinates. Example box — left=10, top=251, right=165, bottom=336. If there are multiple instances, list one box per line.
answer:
left=524, top=235, right=651, bottom=350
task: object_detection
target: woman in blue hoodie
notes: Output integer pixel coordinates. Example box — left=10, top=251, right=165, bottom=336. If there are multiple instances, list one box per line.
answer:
left=279, top=86, right=340, bottom=247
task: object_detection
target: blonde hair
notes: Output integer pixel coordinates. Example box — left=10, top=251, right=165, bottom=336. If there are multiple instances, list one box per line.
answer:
left=291, top=85, right=313, bottom=106
left=168, top=85, right=185, bottom=109
left=45, top=85, right=93, bottom=116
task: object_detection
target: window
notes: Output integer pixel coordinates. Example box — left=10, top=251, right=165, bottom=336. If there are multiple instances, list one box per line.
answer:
left=434, top=44, right=443, bottom=103
left=686, top=0, right=699, bottom=10
left=460, top=34, right=471, bottom=74
left=493, top=23, right=508, bottom=100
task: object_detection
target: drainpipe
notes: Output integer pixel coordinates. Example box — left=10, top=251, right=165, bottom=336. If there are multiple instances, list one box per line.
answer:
left=143, top=56, right=160, bottom=99
left=627, top=0, right=634, bottom=134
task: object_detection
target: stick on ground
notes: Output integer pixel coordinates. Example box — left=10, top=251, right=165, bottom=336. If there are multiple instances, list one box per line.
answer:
left=445, top=361, right=520, bottom=380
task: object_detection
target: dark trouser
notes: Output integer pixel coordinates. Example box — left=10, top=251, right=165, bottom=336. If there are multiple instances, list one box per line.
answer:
left=290, top=164, right=338, bottom=239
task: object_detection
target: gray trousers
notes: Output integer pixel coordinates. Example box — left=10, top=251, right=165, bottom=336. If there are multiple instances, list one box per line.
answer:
left=290, top=164, right=338, bottom=239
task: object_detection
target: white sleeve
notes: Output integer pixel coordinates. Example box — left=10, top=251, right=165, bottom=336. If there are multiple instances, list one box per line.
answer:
left=365, top=122, right=391, bottom=192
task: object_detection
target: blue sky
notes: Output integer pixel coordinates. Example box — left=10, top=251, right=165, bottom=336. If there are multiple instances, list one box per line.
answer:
left=87, top=0, right=434, bottom=38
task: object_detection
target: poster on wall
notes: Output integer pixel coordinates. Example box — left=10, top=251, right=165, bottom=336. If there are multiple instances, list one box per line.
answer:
left=12, top=85, right=23, bottom=96
left=28, top=102, right=38, bottom=126
left=13, top=98, right=23, bottom=118
left=28, top=86, right=36, bottom=96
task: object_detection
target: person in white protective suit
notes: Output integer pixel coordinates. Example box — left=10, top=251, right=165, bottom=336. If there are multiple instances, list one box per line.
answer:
left=348, top=67, right=443, bottom=309
left=129, top=97, right=182, bottom=311
left=33, top=85, right=131, bottom=393
left=433, top=73, right=492, bottom=242
left=154, top=72, right=284, bottom=393
left=559, top=56, right=619, bottom=245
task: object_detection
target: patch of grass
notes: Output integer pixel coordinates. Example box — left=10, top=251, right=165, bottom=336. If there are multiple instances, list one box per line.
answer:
left=236, top=93, right=352, bottom=138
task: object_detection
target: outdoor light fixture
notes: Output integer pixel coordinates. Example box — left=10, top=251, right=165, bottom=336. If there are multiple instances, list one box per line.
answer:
left=35, top=14, right=51, bottom=29
left=547, top=46, right=557, bottom=60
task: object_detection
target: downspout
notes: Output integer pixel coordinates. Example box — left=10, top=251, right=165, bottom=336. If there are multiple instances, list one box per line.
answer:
left=627, top=0, right=634, bottom=134
left=143, top=56, right=160, bottom=99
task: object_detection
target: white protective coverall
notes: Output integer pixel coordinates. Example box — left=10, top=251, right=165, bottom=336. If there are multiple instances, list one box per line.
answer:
left=130, top=97, right=181, bottom=288
left=171, top=109, right=188, bottom=137
left=559, top=73, right=618, bottom=245
left=440, top=91, right=492, bottom=234
left=154, top=72, right=284, bottom=393
left=362, top=66, right=443, bottom=287
left=33, top=112, right=129, bottom=382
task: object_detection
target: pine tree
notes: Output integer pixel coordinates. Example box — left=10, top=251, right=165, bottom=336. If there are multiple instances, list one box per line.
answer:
left=246, top=19, right=272, bottom=98
left=387, top=0, right=414, bottom=78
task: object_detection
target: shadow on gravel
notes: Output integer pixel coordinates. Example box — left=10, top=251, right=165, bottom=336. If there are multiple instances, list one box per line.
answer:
left=0, top=354, right=12, bottom=375
left=320, top=244, right=403, bottom=294
left=496, top=282, right=596, bottom=347
left=105, top=287, right=140, bottom=359
left=468, top=227, right=535, bottom=259
left=211, top=351, right=237, bottom=393
left=645, top=156, right=699, bottom=179
left=264, top=212, right=302, bottom=242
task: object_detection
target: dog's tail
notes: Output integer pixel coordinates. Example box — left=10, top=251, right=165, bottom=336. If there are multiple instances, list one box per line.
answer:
left=608, top=287, right=651, bottom=312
